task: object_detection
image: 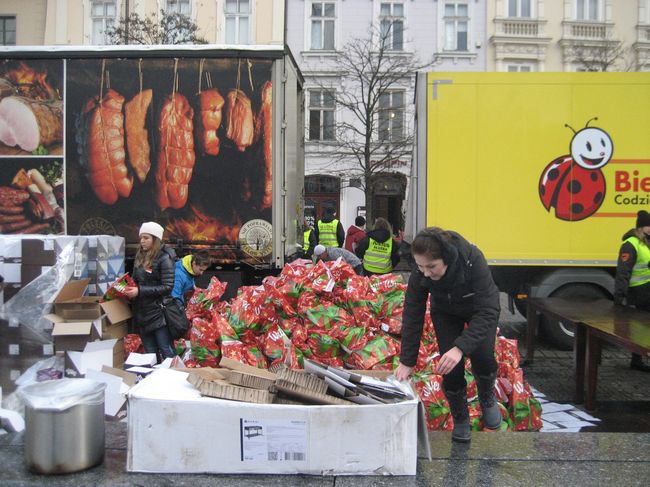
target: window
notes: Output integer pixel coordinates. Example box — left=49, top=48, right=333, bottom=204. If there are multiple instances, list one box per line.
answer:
left=379, top=2, right=404, bottom=51
left=167, top=0, right=191, bottom=15
left=508, top=0, right=531, bottom=18
left=0, top=17, right=16, bottom=45
left=444, top=3, right=468, bottom=51
left=378, top=91, right=404, bottom=142
left=310, top=2, right=335, bottom=50
left=577, top=0, right=599, bottom=21
left=225, top=0, right=250, bottom=44
left=507, top=64, right=533, bottom=72
left=91, top=1, right=116, bottom=45
left=309, top=90, right=335, bottom=141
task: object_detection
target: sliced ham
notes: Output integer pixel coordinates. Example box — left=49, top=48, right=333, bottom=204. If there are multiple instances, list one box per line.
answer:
left=0, top=96, right=62, bottom=152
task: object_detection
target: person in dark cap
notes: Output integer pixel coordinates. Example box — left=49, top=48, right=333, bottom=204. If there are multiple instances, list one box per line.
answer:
left=613, top=210, right=650, bottom=372
left=313, top=207, right=345, bottom=248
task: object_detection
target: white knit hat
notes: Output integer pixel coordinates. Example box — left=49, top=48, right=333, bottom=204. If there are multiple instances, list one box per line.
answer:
left=313, top=244, right=326, bottom=257
left=139, top=221, right=164, bottom=240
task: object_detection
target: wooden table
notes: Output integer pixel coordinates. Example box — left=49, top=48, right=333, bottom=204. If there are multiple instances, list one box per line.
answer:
left=526, top=297, right=650, bottom=410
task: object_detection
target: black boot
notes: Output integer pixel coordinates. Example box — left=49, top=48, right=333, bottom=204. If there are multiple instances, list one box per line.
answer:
left=444, top=387, right=471, bottom=443
left=631, top=354, right=650, bottom=372
left=476, top=372, right=504, bottom=431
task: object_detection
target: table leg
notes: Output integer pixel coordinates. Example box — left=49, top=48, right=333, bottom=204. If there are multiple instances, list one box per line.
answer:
left=524, top=302, right=539, bottom=365
left=574, top=324, right=586, bottom=404
left=585, top=330, right=600, bottom=411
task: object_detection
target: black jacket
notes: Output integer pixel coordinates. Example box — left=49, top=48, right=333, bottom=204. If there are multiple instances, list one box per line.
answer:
left=355, top=228, right=401, bottom=268
left=614, top=229, right=650, bottom=307
left=132, top=245, right=176, bottom=335
left=313, top=214, right=345, bottom=247
left=400, top=231, right=500, bottom=366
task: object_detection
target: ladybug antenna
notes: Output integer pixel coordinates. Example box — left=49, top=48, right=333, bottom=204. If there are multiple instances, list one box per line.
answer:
left=585, top=117, right=598, bottom=127
left=564, top=123, right=577, bottom=134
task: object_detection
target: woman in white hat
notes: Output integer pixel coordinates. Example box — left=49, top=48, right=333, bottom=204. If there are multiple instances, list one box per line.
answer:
left=124, top=221, right=177, bottom=360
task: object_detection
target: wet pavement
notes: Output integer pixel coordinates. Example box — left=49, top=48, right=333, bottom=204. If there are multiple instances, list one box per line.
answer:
left=1, top=294, right=649, bottom=485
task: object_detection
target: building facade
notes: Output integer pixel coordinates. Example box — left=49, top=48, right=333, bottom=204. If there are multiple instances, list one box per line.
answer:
left=488, top=0, right=650, bottom=72
left=286, top=0, right=487, bottom=232
left=0, top=0, right=284, bottom=46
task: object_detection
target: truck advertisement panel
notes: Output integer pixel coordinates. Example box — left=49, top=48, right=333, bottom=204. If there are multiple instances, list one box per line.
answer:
left=0, top=59, right=64, bottom=235
left=422, top=72, right=650, bottom=265
left=0, top=53, right=283, bottom=265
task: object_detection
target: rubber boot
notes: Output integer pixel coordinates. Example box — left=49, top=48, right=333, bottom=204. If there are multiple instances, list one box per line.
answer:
left=476, top=372, right=504, bottom=430
left=444, top=387, right=471, bottom=443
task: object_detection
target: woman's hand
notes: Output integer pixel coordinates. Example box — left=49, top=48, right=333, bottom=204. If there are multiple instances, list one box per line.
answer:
left=123, top=286, right=139, bottom=299
left=435, top=346, right=463, bottom=375
left=394, top=363, right=413, bottom=381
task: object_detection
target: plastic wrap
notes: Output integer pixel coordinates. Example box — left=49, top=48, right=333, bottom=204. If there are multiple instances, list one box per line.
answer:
left=18, top=378, right=106, bottom=412
left=0, top=242, right=74, bottom=343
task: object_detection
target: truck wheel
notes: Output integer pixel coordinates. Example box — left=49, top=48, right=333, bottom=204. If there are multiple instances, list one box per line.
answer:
left=541, top=284, right=609, bottom=350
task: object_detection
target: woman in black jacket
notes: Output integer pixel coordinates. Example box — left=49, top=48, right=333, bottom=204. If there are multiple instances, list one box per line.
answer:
left=395, top=227, right=503, bottom=443
left=124, top=221, right=176, bottom=360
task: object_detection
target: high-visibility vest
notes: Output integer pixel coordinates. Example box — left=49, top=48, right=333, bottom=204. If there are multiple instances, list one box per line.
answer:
left=318, top=219, right=340, bottom=247
left=363, top=238, right=393, bottom=274
left=303, top=229, right=312, bottom=251
left=625, top=236, right=650, bottom=287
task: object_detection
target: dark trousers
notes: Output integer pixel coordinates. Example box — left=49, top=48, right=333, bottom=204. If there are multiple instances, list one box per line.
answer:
left=141, top=326, right=176, bottom=359
left=431, top=310, right=497, bottom=391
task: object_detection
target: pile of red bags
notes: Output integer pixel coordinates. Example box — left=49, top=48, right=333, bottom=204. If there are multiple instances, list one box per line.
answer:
left=123, top=257, right=541, bottom=431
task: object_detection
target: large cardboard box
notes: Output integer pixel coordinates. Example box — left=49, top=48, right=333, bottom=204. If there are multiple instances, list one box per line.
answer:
left=127, top=369, right=419, bottom=475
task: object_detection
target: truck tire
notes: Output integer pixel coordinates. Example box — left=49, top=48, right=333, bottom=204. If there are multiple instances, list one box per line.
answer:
left=541, top=284, right=610, bottom=350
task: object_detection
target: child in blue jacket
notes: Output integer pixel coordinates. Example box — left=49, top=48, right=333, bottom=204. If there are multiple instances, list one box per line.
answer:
left=172, top=250, right=211, bottom=305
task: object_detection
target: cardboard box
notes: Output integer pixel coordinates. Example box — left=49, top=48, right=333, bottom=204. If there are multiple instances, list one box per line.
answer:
left=49, top=279, right=132, bottom=340
left=65, top=338, right=125, bottom=376
left=127, top=369, right=419, bottom=475
left=50, top=316, right=103, bottom=352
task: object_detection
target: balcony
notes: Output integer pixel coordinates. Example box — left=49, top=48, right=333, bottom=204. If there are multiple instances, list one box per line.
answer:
left=637, top=24, right=650, bottom=43
left=493, top=18, right=546, bottom=38
left=562, top=20, right=613, bottom=41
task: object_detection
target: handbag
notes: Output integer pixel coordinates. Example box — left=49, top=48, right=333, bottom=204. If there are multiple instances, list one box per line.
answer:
left=160, top=296, right=190, bottom=340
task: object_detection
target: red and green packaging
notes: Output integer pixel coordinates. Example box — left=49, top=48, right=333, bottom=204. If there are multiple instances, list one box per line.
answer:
left=337, top=324, right=369, bottom=352
left=261, top=324, right=291, bottom=361
left=102, top=273, right=136, bottom=301
left=508, top=368, right=543, bottom=431
left=306, top=331, right=341, bottom=359
left=344, top=334, right=400, bottom=370
left=124, top=333, right=143, bottom=355
left=413, top=374, right=453, bottom=431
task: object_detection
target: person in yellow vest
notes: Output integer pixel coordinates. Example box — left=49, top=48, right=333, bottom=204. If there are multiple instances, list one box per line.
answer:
left=355, top=217, right=401, bottom=275
left=302, top=218, right=317, bottom=258
left=314, top=207, right=344, bottom=248
left=614, top=210, right=650, bottom=372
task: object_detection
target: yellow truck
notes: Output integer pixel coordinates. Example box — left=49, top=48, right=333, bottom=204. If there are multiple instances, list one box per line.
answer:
left=409, top=72, right=650, bottom=348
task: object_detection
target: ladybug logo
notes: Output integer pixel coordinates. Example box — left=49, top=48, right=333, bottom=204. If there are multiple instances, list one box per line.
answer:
left=539, top=118, right=613, bottom=221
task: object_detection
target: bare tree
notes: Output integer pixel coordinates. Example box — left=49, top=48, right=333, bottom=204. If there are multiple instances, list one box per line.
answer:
left=105, top=10, right=208, bottom=45
left=566, top=33, right=632, bottom=72
left=317, top=26, right=432, bottom=223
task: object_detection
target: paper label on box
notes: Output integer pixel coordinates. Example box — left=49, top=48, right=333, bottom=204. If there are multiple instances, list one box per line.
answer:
left=9, top=344, right=19, bottom=355
left=240, top=419, right=307, bottom=462
left=74, top=252, right=84, bottom=277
